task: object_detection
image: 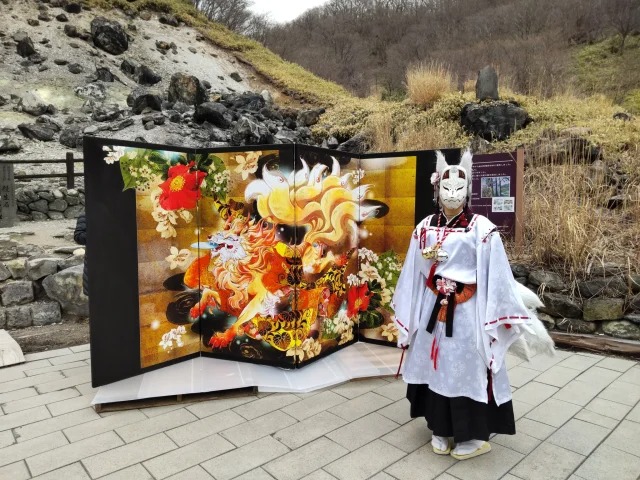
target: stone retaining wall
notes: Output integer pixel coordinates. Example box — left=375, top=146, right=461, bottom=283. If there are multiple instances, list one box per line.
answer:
left=0, top=236, right=87, bottom=328
left=513, top=264, right=640, bottom=341
left=15, top=184, right=85, bottom=221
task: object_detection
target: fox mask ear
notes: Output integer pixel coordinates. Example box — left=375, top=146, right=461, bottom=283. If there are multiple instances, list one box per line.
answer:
left=435, top=150, right=449, bottom=176
left=459, top=148, right=473, bottom=198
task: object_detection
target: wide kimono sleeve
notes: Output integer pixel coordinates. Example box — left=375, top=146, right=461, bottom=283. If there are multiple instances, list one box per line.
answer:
left=475, top=226, right=531, bottom=374
left=392, top=226, right=427, bottom=348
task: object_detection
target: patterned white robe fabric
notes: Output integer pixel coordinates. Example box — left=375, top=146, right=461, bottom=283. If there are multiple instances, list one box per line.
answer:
left=392, top=214, right=532, bottom=406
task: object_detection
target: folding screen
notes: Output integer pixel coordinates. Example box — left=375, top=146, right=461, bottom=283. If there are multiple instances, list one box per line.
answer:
left=85, top=138, right=452, bottom=386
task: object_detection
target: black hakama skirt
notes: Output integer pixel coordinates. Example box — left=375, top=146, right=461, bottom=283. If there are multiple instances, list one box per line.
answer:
left=407, top=382, right=516, bottom=442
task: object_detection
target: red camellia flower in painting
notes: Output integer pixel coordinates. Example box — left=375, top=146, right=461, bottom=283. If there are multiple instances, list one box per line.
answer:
left=347, top=284, right=371, bottom=318
left=158, top=162, right=206, bottom=210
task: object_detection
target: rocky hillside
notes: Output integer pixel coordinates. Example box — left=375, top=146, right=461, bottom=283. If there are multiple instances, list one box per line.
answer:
left=0, top=0, right=331, bottom=162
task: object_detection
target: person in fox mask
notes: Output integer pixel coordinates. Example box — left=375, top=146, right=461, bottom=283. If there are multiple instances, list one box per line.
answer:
left=392, top=149, right=548, bottom=460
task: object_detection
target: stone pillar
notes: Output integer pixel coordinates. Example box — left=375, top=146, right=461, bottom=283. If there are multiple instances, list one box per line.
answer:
left=476, top=66, right=499, bottom=101
left=0, top=163, right=17, bottom=228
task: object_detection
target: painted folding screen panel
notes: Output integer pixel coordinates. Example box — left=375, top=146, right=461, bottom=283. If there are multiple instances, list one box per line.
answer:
left=191, top=146, right=301, bottom=368
left=84, top=138, right=200, bottom=387
left=85, top=138, right=449, bottom=386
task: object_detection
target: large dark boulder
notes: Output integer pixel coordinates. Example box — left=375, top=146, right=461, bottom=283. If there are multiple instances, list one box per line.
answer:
left=18, top=123, right=55, bottom=142
left=14, top=31, right=36, bottom=58
left=90, top=17, right=128, bottom=55
left=168, top=73, right=207, bottom=106
left=194, top=102, right=230, bottom=128
left=127, top=89, right=162, bottom=114
left=461, top=101, right=531, bottom=141
left=230, top=116, right=274, bottom=146
left=120, top=59, right=161, bottom=86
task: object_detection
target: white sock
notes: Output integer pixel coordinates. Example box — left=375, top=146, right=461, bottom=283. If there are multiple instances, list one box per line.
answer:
left=431, top=435, right=448, bottom=451
left=452, top=439, right=485, bottom=455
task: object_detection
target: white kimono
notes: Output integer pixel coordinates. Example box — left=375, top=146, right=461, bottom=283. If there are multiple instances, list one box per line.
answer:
left=392, top=214, right=532, bottom=406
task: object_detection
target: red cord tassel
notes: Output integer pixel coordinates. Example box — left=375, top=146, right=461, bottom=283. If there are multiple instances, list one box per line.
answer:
left=433, top=346, right=439, bottom=370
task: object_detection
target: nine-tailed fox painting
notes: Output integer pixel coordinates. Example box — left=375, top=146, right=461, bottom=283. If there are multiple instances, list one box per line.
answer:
left=99, top=142, right=414, bottom=369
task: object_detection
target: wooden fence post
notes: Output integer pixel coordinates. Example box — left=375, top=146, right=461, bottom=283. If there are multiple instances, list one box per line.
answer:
left=66, top=152, right=75, bottom=189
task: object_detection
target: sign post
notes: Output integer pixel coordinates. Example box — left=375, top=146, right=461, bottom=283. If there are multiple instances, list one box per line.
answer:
left=0, top=163, right=16, bottom=228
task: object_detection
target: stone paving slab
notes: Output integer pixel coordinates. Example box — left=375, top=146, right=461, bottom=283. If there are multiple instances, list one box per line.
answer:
left=0, top=345, right=639, bottom=480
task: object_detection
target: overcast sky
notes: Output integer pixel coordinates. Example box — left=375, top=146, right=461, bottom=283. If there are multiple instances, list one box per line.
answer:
left=249, top=0, right=330, bottom=23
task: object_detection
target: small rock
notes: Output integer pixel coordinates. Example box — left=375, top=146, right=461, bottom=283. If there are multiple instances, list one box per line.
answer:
left=18, top=91, right=54, bottom=117
left=337, top=132, right=370, bottom=154
left=5, top=305, right=32, bottom=328
left=625, top=313, right=640, bottom=325
left=140, top=11, right=152, bottom=21
left=127, top=88, right=162, bottom=114
left=194, top=102, right=230, bottom=128
left=69, top=42, right=80, bottom=49
left=0, top=238, right=18, bottom=261
left=17, top=123, right=55, bottom=142
left=0, top=263, right=11, bottom=281
left=539, top=292, right=582, bottom=318
left=578, top=277, right=628, bottom=298
left=156, top=39, right=171, bottom=51
left=230, top=116, right=274, bottom=146
left=168, top=72, right=207, bottom=106
left=27, top=19, right=40, bottom=27
left=298, top=108, right=325, bottom=127
left=555, top=317, right=597, bottom=334
left=64, top=24, right=78, bottom=38
left=630, top=293, right=640, bottom=312
left=83, top=125, right=98, bottom=134
left=48, top=211, right=65, bottom=220
left=583, top=297, right=625, bottom=321
left=5, top=258, right=27, bottom=279
left=17, top=244, right=44, bottom=257
left=159, top=14, right=179, bottom=27
left=54, top=59, right=69, bottom=65
left=229, top=72, right=242, bottom=82
left=144, top=121, right=155, bottom=130
left=56, top=13, right=69, bottom=22
left=37, top=13, right=52, bottom=22
left=59, top=126, right=83, bottom=148
left=613, top=112, right=632, bottom=121
left=31, top=212, right=48, bottom=221
left=15, top=31, right=36, bottom=58
left=42, top=265, right=88, bottom=316
left=1, top=280, right=34, bottom=306
left=63, top=205, right=84, bottom=219
left=0, top=137, right=21, bottom=153
left=537, top=312, right=556, bottom=328
left=94, top=67, right=117, bottom=82
left=64, top=3, right=82, bottom=14
left=27, top=257, right=59, bottom=280
left=68, top=63, right=83, bottom=74
left=31, top=300, right=62, bottom=326
left=74, top=82, right=106, bottom=101
left=261, top=89, right=273, bottom=105
left=91, top=16, right=129, bottom=55
left=602, top=320, right=640, bottom=340
left=188, top=46, right=197, bottom=53
left=49, top=198, right=68, bottom=212
left=528, top=270, right=566, bottom=292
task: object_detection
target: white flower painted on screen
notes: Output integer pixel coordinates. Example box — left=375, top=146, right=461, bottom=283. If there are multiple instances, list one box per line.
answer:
left=103, top=145, right=129, bottom=164
left=301, top=337, right=322, bottom=359
left=380, top=323, right=398, bottom=341
left=286, top=345, right=304, bottom=362
left=347, top=274, right=362, bottom=287
left=358, top=247, right=379, bottom=264
left=234, top=151, right=262, bottom=180
left=165, top=247, right=192, bottom=270
left=159, top=325, right=186, bottom=352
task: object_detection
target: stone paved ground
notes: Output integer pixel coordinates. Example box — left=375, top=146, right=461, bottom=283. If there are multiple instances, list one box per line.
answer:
left=0, top=346, right=639, bottom=480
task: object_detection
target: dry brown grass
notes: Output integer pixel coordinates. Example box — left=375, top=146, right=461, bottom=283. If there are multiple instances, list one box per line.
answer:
left=406, top=63, right=454, bottom=107
left=523, top=155, right=640, bottom=279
